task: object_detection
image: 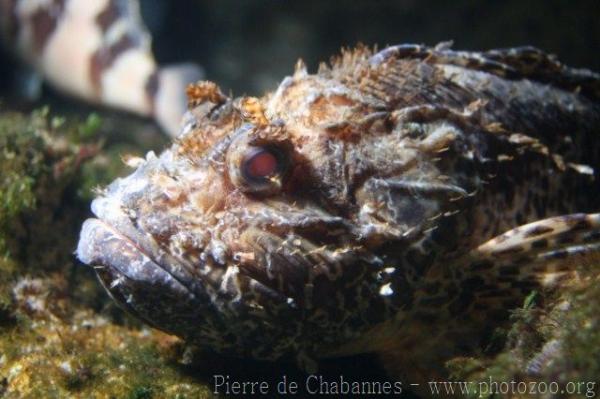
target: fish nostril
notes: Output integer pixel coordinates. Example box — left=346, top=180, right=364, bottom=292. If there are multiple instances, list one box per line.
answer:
left=90, top=196, right=123, bottom=221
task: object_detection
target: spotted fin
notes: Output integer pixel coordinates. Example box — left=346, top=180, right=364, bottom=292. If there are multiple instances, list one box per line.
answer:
left=0, top=0, right=203, bottom=135
left=415, top=213, right=600, bottom=315
left=466, top=213, right=600, bottom=288
left=380, top=213, right=600, bottom=385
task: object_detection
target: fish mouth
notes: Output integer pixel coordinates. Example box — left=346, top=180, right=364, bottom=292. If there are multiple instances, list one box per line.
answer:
left=76, top=196, right=215, bottom=337
left=76, top=197, right=311, bottom=358
left=77, top=195, right=186, bottom=292
left=77, top=217, right=167, bottom=292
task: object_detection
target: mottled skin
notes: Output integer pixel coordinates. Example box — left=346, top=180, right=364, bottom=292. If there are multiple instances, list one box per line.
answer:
left=77, top=44, right=600, bottom=383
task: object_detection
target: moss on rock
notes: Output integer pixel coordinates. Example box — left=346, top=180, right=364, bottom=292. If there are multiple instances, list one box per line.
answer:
left=0, top=109, right=212, bottom=398
left=0, top=296, right=211, bottom=398
left=447, top=257, right=600, bottom=398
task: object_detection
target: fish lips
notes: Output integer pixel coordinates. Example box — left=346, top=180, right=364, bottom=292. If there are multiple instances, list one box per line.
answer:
left=76, top=197, right=209, bottom=336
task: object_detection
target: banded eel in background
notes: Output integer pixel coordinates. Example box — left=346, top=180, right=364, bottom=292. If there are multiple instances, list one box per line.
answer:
left=0, top=0, right=203, bottom=136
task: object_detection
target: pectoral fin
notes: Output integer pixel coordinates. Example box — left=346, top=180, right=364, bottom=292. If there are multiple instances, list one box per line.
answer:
left=381, top=213, right=600, bottom=385
left=411, top=212, right=600, bottom=331
left=467, top=212, right=600, bottom=289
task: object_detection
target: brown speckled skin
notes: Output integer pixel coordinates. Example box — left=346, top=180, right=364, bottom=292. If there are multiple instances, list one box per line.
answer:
left=77, top=44, right=600, bottom=380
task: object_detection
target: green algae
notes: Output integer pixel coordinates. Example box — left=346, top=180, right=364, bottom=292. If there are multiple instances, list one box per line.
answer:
left=0, top=304, right=212, bottom=398
left=0, top=108, right=211, bottom=398
left=0, top=110, right=44, bottom=256
left=0, top=107, right=99, bottom=261
left=446, top=258, right=600, bottom=398
left=546, top=262, right=600, bottom=385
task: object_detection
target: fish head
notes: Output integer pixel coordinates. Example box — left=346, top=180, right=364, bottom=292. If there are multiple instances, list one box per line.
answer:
left=76, top=65, right=464, bottom=363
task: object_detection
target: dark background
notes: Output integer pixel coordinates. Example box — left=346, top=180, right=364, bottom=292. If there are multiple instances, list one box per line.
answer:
left=1, top=0, right=599, bottom=103
left=147, top=0, right=600, bottom=95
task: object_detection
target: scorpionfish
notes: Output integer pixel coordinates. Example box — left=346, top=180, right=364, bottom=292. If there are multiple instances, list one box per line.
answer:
left=77, top=43, right=600, bottom=383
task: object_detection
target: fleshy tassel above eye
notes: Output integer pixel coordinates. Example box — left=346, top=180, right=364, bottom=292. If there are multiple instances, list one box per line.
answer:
left=240, top=96, right=269, bottom=127
left=186, top=80, right=227, bottom=108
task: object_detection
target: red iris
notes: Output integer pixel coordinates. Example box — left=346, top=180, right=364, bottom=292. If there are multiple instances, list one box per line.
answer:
left=244, top=149, right=278, bottom=180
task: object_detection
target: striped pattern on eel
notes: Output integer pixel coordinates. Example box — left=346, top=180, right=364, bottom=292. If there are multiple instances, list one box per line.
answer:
left=0, top=0, right=202, bottom=135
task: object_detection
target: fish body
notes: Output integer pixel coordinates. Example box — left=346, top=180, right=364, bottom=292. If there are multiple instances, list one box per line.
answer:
left=77, top=44, right=600, bottom=381
left=0, top=0, right=202, bottom=135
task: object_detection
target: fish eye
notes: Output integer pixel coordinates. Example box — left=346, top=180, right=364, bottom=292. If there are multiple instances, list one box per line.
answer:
left=227, top=139, right=289, bottom=195
left=242, top=147, right=280, bottom=182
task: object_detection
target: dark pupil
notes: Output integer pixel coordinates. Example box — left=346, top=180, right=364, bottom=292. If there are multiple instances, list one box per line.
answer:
left=244, top=148, right=278, bottom=180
